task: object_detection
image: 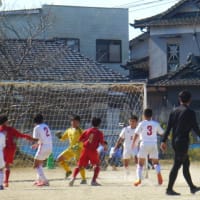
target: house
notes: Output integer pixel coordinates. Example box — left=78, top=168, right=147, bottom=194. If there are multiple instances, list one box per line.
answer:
left=127, top=0, right=200, bottom=122
left=0, top=5, right=129, bottom=75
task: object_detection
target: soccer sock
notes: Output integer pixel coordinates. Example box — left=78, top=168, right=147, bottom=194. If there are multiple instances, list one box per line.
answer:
left=92, top=166, right=100, bottom=182
left=59, top=160, right=71, bottom=172
left=80, top=168, right=86, bottom=180
left=154, top=164, right=161, bottom=174
left=36, top=165, right=47, bottom=182
left=124, top=159, right=129, bottom=168
left=0, top=170, right=3, bottom=186
left=73, top=167, right=80, bottom=179
left=136, top=164, right=143, bottom=180
left=4, top=168, right=10, bottom=183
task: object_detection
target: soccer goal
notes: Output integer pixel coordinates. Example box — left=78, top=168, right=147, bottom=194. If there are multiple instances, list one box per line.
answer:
left=0, top=81, right=146, bottom=166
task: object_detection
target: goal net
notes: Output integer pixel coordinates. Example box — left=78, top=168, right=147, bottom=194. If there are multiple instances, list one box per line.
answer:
left=0, top=82, right=146, bottom=167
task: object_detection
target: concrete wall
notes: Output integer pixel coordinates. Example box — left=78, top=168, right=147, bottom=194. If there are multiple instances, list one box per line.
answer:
left=130, top=39, right=148, bottom=60
left=149, top=28, right=200, bottom=79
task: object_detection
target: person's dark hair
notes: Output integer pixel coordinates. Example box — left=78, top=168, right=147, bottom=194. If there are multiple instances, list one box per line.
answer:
left=104, top=141, right=108, bottom=145
left=70, top=115, right=80, bottom=122
left=92, top=117, right=101, bottom=127
left=130, top=114, right=138, bottom=121
left=143, top=108, right=153, bottom=118
left=178, top=90, right=191, bottom=103
left=0, top=115, right=8, bottom=125
left=33, top=114, right=44, bottom=124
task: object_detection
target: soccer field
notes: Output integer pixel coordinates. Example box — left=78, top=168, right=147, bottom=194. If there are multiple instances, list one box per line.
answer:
left=1, top=162, right=200, bottom=200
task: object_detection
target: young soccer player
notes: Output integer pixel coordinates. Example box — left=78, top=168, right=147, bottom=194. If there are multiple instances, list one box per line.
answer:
left=132, top=108, right=164, bottom=186
left=0, top=131, right=5, bottom=190
left=69, top=117, right=104, bottom=186
left=97, top=141, right=108, bottom=170
left=0, top=115, right=35, bottom=187
left=161, top=91, right=200, bottom=195
left=115, top=115, right=138, bottom=174
left=109, top=144, right=123, bottom=170
left=56, top=115, right=86, bottom=184
left=32, top=114, right=52, bottom=186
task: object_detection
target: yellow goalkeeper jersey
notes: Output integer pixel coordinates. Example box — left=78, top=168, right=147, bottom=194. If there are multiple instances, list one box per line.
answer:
left=60, top=127, right=83, bottom=147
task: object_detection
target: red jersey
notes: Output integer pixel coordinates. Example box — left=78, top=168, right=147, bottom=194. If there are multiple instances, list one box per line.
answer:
left=79, top=127, right=104, bottom=151
left=0, top=125, right=33, bottom=149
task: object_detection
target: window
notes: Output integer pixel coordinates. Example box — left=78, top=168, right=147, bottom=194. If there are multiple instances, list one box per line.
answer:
left=54, top=38, right=80, bottom=51
left=96, top=40, right=121, bottom=63
left=66, top=39, right=80, bottom=52
left=167, top=44, right=179, bottom=72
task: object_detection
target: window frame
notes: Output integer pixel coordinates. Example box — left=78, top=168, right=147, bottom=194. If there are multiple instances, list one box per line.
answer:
left=167, top=43, right=180, bottom=72
left=96, top=39, right=122, bottom=63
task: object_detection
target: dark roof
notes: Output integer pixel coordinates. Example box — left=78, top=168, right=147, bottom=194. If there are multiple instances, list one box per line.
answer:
left=123, top=57, right=149, bottom=80
left=0, top=39, right=129, bottom=82
left=132, top=0, right=200, bottom=28
left=148, top=55, right=200, bottom=86
left=129, top=32, right=149, bottom=48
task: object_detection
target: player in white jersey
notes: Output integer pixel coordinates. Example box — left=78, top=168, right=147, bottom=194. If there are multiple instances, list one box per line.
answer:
left=132, top=108, right=164, bottom=186
left=32, top=114, right=52, bottom=186
left=0, top=131, right=5, bottom=190
left=115, top=115, right=138, bottom=173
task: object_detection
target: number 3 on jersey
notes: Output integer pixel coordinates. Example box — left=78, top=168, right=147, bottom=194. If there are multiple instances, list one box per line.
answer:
left=44, top=127, right=50, bottom=137
left=147, top=125, right=152, bottom=136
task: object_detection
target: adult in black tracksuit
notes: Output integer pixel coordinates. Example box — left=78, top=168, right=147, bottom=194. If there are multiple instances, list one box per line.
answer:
left=161, top=91, right=200, bottom=196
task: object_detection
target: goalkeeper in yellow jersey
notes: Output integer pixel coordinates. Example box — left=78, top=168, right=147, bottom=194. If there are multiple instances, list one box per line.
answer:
left=56, top=115, right=86, bottom=184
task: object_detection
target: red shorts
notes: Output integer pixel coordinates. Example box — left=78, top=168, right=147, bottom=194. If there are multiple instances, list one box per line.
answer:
left=78, top=149, right=100, bottom=167
left=4, top=147, right=16, bottom=164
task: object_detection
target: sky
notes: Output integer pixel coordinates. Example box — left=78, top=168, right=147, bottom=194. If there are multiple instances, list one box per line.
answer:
left=1, top=0, right=180, bottom=39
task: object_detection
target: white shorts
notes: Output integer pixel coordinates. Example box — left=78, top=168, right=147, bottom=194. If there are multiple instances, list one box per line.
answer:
left=35, top=144, right=52, bottom=161
left=138, top=143, right=158, bottom=159
left=123, top=147, right=138, bottom=159
left=0, top=151, right=5, bottom=169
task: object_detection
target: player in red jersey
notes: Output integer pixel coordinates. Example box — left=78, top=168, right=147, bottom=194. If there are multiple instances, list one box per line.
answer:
left=0, top=115, right=35, bottom=187
left=69, top=117, right=104, bottom=186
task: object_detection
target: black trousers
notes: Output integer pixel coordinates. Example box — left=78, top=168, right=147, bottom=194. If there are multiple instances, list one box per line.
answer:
left=167, top=141, right=195, bottom=190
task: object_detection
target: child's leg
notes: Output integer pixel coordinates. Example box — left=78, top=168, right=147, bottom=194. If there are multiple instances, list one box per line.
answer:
left=4, top=163, right=10, bottom=187
left=0, top=168, right=4, bottom=186
left=152, top=159, right=163, bottom=185
left=92, top=165, right=100, bottom=183
left=34, top=159, right=48, bottom=185
left=57, top=150, right=73, bottom=175
left=134, top=158, right=145, bottom=186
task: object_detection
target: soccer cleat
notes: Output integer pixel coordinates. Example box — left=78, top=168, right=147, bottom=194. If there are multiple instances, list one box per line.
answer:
left=157, top=173, right=163, bottom=185
left=166, top=189, right=180, bottom=196
left=3, top=182, right=8, bottom=187
left=69, top=178, right=75, bottom=187
left=36, top=181, right=49, bottom=187
left=33, top=180, right=41, bottom=185
left=91, top=181, right=101, bottom=186
left=190, top=186, right=200, bottom=194
left=134, top=179, right=141, bottom=187
left=80, top=179, right=87, bottom=184
left=0, top=185, right=4, bottom=190
left=65, top=171, right=72, bottom=179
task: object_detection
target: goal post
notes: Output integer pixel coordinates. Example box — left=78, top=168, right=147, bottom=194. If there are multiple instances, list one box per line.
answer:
left=0, top=81, right=146, bottom=167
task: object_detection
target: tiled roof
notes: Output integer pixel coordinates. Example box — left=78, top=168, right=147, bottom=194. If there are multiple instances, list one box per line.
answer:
left=123, top=57, right=149, bottom=80
left=148, top=57, right=200, bottom=86
left=132, top=0, right=197, bottom=28
left=0, top=39, right=129, bottom=82
left=129, top=32, right=149, bottom=47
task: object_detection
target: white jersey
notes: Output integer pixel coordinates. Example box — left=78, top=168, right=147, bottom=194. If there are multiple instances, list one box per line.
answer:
left=33, top=123, right=52, bottom=146
left=119, top=126, right=136, bottom=150
left=135, top=120, right=164, bottom=145
left=0, top=132, right=5, bottom=168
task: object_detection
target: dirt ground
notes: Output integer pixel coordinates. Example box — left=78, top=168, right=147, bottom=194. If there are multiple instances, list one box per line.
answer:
left=1, top=161, right=200, bottom=200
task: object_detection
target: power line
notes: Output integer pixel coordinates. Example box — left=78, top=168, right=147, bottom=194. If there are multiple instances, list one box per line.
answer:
left=116, top=0, right=178, bottom=8
left=129, top=0, right=178, bottom=12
